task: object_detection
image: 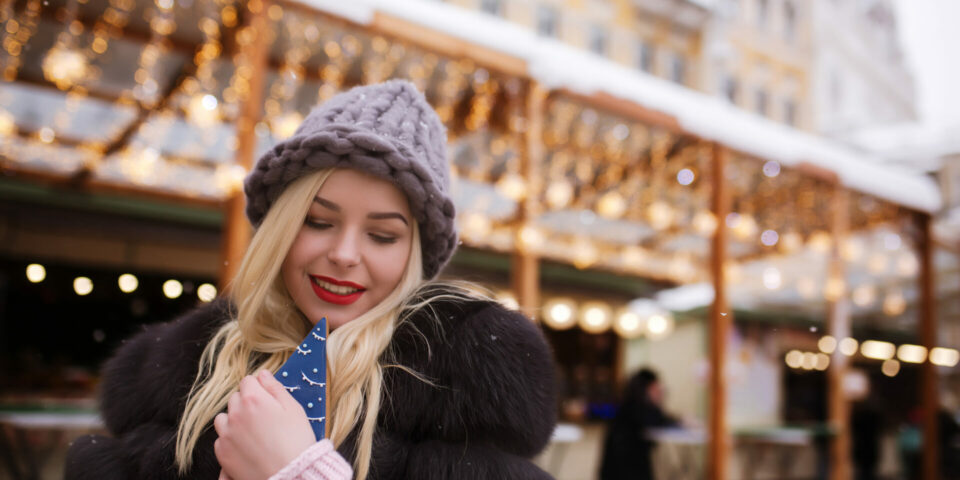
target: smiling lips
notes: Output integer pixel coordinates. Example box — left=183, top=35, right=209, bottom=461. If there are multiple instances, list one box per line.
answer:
left=310, top=275, right=366, bottom=305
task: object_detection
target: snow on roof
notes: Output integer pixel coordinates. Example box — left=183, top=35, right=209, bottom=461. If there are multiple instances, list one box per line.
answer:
left=296, top=0, right=942, bottom=213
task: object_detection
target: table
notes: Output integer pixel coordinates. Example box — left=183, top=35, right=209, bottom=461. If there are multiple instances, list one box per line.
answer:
left=0, top=410, right=104, bottom=480
left=648, top=425, right=831, bottom=480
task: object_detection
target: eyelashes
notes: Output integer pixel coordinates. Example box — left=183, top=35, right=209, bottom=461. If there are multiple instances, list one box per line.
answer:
left=304, top=218, right=399, bottom=244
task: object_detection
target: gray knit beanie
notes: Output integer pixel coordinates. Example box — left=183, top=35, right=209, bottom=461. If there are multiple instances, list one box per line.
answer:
left=244, top=80, right=457, bottom=279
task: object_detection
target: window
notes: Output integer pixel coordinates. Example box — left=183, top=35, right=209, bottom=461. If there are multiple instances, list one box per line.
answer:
left=755, top=88, right=768, bottom=116
left=670, top=54, right=686, bottom=85
left=723, top=76, right=739, bottom=103
left=480, top=0, right=502, bottom=16
left=589, top=25, right=607, bottom=56
left=636, top=41, right=654, bottom=73
left=783, top=1, right=797, bottom=42
left=756, top=0, right=769, bottom=28
left=784, top=99, right=797, bottom=126
left=536, top=5, right=558, bottom=37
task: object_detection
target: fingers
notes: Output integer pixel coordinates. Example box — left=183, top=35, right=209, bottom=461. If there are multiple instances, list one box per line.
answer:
left=257, top=370, right=298, bottom=410
left=213, top=412, right=229, bottom=436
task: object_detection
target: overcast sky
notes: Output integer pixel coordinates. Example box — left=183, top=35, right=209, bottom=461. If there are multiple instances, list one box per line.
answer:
left=893, top=0, right=960, bottom=130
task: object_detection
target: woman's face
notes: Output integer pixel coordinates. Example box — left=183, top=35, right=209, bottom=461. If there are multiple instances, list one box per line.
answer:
left=281, top=169, right=413, bottom=330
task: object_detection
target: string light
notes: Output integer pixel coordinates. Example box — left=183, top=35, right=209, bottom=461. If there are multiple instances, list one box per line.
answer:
left=26, top=264, right=46, bottom=283
left=930, top=348, right=960, bottom=367
left=579, top=301, right=612, bottom=334
left=838, top=337, right=859, bottom=356
left=197, top=283, right=218, bottom=302
left=861, top=340, right=895, bottom=360
left=74, top=277, right=93, bottom=296
left=118, top=274, right=138, bottom=293
left=818, top=335, right=837, bottom=354
left=896, top=344, right=927, bottom=364
left=163, top=279, right=183, bottom=299
left=881, top=359, right=900, bottom=377
left=543, top=297, right=577, bottom=330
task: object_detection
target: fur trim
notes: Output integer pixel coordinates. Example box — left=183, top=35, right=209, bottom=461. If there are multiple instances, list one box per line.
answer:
left=65, top=291, right=557, bottom=479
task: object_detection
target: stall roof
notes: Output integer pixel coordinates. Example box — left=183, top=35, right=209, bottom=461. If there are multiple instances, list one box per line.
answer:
left=299, top=0, right=942, bottom=214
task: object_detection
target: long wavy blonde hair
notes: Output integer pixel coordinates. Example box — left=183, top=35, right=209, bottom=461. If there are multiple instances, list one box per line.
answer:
left=174, top=168, right=427, bottom=479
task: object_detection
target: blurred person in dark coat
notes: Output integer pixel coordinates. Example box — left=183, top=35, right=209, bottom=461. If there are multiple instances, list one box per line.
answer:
left=599, top=368, right=679, bottom=480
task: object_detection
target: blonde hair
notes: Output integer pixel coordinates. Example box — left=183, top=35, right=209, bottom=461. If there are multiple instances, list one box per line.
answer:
left=175, top=169, right=426, bottom=479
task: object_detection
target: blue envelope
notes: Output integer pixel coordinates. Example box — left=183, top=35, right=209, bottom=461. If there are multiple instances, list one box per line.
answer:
left=275, top=317, right=327, bottom=439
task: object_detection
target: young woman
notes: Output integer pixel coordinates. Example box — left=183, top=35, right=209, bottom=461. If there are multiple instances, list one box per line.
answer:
left=65, top=80, right=558, bottom=480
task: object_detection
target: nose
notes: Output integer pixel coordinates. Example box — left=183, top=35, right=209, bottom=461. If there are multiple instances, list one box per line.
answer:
left=327, top=229, right=360, bottom=268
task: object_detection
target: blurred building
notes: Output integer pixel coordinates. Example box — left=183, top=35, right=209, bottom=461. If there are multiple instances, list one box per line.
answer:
left=445, top=0, right=916, bottom=136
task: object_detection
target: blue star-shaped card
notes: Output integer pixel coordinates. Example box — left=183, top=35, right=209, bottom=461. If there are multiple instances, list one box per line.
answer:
left=275, top=317, right=327, bottom=439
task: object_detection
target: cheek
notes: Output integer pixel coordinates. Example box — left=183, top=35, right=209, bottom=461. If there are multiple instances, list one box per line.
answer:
left=370, top=242, right=412, bottom=289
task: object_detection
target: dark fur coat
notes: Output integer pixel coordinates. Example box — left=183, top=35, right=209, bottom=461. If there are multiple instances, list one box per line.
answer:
left=64, top=291, right=558, bottom=479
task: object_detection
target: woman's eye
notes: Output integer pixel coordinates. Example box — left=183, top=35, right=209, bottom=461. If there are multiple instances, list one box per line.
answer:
left=305, top=219, right=332, bottom=230
left=370, top=233, right=398, bottom=244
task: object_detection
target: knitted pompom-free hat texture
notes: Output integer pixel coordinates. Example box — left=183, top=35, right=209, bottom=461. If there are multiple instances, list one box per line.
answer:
left=244, top=80, right=457, bottom=279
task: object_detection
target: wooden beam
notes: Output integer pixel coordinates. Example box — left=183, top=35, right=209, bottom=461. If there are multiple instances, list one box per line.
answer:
left=918, top=212, right=940, bottom=480
left=219, top=0, right=271, bottom=290
left=707, top=142, right=730, bottom=480
left=555, top=89, right=684, bottom=133
left=511, top=80, right=547, bottom=320
left=827, top=186, right=852, bottom=480
left=0, top=163, right=223, bottom=209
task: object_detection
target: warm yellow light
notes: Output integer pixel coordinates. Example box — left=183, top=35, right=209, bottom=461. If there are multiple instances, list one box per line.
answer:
left=785, top=350, right=803, bottom=369
left=896, top=344, right=927, bottom=364
left=495, top=173, right=527, bottom=201
left=74, top=276, right=93, bottom=296
left=842, top=238, right=864, bottom=262
left=271, top=111, right=303, bottom=139
left=780, top=231, right=803, bottom=253
left=579, top=301, right=612, bottom=334
left=731, top=214, right=758, bottom=241
left=118, top=274, right=138, bottom=293
left=881, top=359, right=900, bottom=377
left=692, top=210, right=717, bottom=236
left=545, top=180, right=573, bottom=209
left=646, top=313, right=673, bottom=339
left=214, top=164, right=248, bottom=196
left=38, top=127, right=55, bottom=144
left=613, top=309, right=644, bottom=338
left=814, top=353, right=830, bottom=371
left=801, top=352, right=817, bottom=370
left=818, top=335, right=837, bottom=354
left=42, top=45, right=88, bottom=88
left=26, top=264, right=46, bottom=283
left=861, top=340, right=896, bottom=360
left=852, top=284, right=876, bottom=308
left=824, top=276, right=846, bottom=302
left=867, top=253, right=888, bottom=274
left=461, top=212, right=491, bottom=241
left=896, top=252, right=919, bottom=277
left=882, top=290, right=906, bottom=316
left=597, top=191, right=626, bottom=219
left=163, top=279, right=183, bottom=299
left=571, top=238, right=598, bottom=269
left=543, top=298, right=577, bottom=330
left=187, top=94, right=220, bottom=127
left=621, top=246, right=646, bottom=268
left=930, top=347, right=960, bottom=367
left=647, top=201, right=674, bottom=230
left=839, top=337, right=859, bottom=356
left=197, top=283, right=218, bottom=303
left=518, top=225, right=544, bottom=253
left=0, top=109, right=15, bottom=137
left=807, top=231, right=832, bottom=253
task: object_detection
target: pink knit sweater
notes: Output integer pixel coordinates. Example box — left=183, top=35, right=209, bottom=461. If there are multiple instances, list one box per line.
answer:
left=268, top=440, right=353, bottom=480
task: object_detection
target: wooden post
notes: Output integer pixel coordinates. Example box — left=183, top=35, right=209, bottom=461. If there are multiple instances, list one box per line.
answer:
left=511, top=81, right=546, bottom=319
left=827, top=186, right=852, bottom=480
left=218, top=0, right=272, bottom=290
left=708, top=143, right=730, bottom=480
left=918, top=212, right=939, bottom=480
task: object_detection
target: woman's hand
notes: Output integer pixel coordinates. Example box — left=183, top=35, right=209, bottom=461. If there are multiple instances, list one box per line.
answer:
left=213, top=370, right=317, bottom=480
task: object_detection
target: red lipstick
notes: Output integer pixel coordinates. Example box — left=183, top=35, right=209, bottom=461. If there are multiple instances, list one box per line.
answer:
left=309, top=275, right=366, bottom=305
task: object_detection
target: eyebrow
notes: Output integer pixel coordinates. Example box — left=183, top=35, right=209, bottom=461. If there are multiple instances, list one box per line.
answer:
left=314, top=196, right=409, bottom=226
